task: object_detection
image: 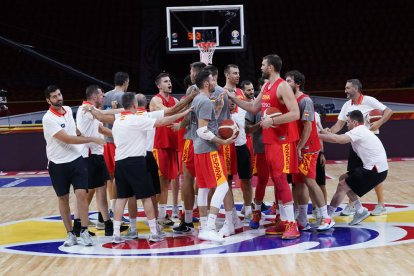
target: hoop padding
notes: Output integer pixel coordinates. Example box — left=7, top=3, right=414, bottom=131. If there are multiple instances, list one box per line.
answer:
left=197, top=42, right=216, bottom=65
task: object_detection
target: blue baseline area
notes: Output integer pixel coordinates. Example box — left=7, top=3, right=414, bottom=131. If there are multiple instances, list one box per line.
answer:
left=0, top=177, right=51, bottom=188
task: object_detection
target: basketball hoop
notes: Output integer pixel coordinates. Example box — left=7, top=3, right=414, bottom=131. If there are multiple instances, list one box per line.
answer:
left=197, top=42, right=216, bottom=65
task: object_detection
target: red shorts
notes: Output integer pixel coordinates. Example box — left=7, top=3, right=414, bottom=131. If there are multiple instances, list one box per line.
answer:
left=178, top=151, right=183, bottom=175
left=182, top=139, right=196, bottom=177
left=194, top=151, right=227, bottom=189
left=292, top=152, right=319, bottom=183
left=219, top=143, right=237, bottom=176
left=255, top=153, right=269, bottom=180
left=153, top=148, right=178, bottom=180
left=265, top=142, right=299, bottom=179
left=103, top=142, right=116, bottom=175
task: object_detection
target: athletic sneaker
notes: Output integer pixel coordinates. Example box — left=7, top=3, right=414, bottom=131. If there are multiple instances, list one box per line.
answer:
left=243, top=210, right=253, bottom=223
left=263, top=202, right=277, bottom=215
left=249, top=210, right=261, bottom=229
left=96, top=221, right=105, bottom=230
left=88, top=220, right=95, bottom=227
left=265, top=215, right=286, bottom=235
left=218, top=220, right=235, bottom=237
left=122, top=216, right=130, bottom=224
left=317, top=218, right=335, bottom=231
left=80, top=230, right=93, bottom=246
left=340, top=204, right=356, bottom=216
left=63, top=232, right=78, bottom=247
left=173, top=221, right=194, bottom=233
left=172, top=206, right=180, bottom=218
left=198, top=229, right=225, bottom=243
left=233, top=215, right=244, bottom=231
left=298, top=221, right=312, bottom=231
left=349, top=208, right=370, bottom=225
left=159, top=214, right=174, bottom=227
left=123, top=229, right=138, bottom=239
left=112, top=235, right=124, bottom=244
left=261, top=202, right=270, bottom=212
left=148, top=233, right=164, bottom=243
left=281, top=221, right=300, bottom=240
left=371, top=204, right=387, bottom=216
left=109, top=209, right=114, bottom=218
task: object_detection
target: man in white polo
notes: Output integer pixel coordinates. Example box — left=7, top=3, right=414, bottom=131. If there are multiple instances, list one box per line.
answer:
left=42, top=85, right=105, bottom=247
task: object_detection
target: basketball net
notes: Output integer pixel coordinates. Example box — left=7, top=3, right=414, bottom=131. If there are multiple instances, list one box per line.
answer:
left=197, top=42, right=216, bottom=65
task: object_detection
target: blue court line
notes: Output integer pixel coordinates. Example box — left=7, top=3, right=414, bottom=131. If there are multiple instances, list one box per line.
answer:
left=0, top=177, right=52, bottom=188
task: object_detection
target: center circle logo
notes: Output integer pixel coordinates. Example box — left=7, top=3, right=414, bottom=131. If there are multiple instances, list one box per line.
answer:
left=1, top=202, right=414, bottom=258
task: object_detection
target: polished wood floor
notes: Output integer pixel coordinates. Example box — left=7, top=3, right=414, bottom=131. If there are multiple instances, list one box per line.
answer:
left=1, top=161, right=414, bottom=275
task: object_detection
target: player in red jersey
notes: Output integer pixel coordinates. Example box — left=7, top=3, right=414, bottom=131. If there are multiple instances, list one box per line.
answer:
left=149, top=73, right=179, bottom=227
left=285, top=70, right=334, bottom=231
left=227, top=54, right=301, bottom=239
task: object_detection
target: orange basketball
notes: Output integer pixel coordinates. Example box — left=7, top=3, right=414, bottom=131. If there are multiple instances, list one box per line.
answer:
left=218, top=119, right=239, bottom=139
left=263, top=107, right=282, bottom=127
left=368, top=109, right=383, bottom=123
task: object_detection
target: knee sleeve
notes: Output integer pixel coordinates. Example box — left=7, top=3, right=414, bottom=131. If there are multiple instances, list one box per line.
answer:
left=274, top=174, right=293, bottom=204
left=210, top=182, right=229, bottom=209
left=197, top=188, right=209, bottom=207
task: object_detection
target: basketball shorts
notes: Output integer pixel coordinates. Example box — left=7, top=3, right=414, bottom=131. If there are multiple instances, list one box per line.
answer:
left=346, top=167, right=388, bottom=197
left=255, top=152, right=269, bottom=183
left=292, top=152, right=319, bottom=183
left=265, top=142, right=299, bottom=179
left=347, top=146, right=363, bottom=173
left=236, top=144, right=252, bottom=180
left=115, top=156, right=155, bottom=199
left=182, top=139, right=196, bottom=177
left=85, top=154, right=110, bottom=189
left=48, top=156, right=88, bottom=197
left=194, top=151, right=228, bottom=189
left=316, top=152, right=326, bottom=186
left=146, top=151, right=161, bottom=195
left=219, top=143, right=237, bottom=177
left=153, top=148, right=178, bottom=180
left=103, top=142, right=116, bottom=175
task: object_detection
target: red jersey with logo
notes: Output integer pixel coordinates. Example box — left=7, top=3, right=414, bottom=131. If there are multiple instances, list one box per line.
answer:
left=261, top=79, right=299, bottom=145
left=153, top=94, right=177, bottom=149
left=235, top=88, right=245, bottom=100
left=296, top=94, right=321, bottom=153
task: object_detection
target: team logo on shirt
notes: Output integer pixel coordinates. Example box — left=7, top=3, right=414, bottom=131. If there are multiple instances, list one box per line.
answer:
left=1, top=203, right=414, bottom=258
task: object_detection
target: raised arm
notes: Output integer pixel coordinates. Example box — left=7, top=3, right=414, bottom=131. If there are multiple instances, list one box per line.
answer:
left=54, top=129, right=105, bottom=145
left=154, top=108, right=192, bottom=128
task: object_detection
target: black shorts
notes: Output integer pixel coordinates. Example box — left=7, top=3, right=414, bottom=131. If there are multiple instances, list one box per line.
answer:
left=115, top=156, right=155, bottom=199
left=315, top=152, right=326, bottom=186
left=146, top=151, right=161, bottom=195
left=346, top=167, right=388, bottom=197
left=48, top=156, right=88, bottom=197
left=347, top=146, right=364, bottom=173
left=85, top=154, right=110, bottom=189
left=236, top=144, right=252, bottom=180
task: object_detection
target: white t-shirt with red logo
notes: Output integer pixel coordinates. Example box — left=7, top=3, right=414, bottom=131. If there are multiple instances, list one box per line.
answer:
left=112, top=111, right=157, bottom=161
left=42, top=106, right=82, bottom=164
left=76, top=102, right=104, bottom=157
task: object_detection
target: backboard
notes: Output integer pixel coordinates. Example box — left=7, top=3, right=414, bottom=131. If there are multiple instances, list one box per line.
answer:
left=166, top=5, right=245, bottom=53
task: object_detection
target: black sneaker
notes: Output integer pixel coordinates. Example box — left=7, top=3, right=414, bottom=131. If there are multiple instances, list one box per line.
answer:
left=160, top=214, right=175, bottom=227
left=173, top=221, right=194, bottom=233
left=104, top=220, right=129, bottom=236
left=261, top=202, right=270, bottom=212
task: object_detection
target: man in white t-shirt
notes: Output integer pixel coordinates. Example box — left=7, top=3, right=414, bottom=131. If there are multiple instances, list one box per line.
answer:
left=110, top=92, right=192, bottom=243
left=320, top=110, right=388, bottom=226
left=42, top=85, right=105, bottom=247
left=327, top=79, right=393, bottom=216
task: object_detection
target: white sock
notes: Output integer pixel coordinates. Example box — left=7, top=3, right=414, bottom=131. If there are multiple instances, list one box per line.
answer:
left=244, top=205, right=252, bottom=215
left=148, top=218, right=157, bottom=235
left=200, top=216, right=208, bottom=230
left=114, top=220, right=121, bottom=236
left=320, top=205, right=329, bottom=218
left=110, top=199, right=116, bottom=212
left=225, top=211, right=233, bottom=224
left=283, top=204, right=295, bottom=222
left=254, top=202, right=261, bottom=211
left=327, top=205, right=336, bottom=217
left=232, top=207, right=239, bottom=223
left=193, top=195, right=198, bottom=209
left=130, top=218, right=137, bottom=232
left=353, top=200, right=364, bottom=214
left=207, top=213, right=217, bottom=230
left=184, top=210, right=193, bottom=224
left=279, top=204, right=287, bottom=221
left=298, top=204, right=308, bottom=225
left=158, top=204, right=166, bottom=219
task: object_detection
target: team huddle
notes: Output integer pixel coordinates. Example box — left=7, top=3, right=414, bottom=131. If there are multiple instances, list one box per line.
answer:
left=42, top=54, right=392, bottom=246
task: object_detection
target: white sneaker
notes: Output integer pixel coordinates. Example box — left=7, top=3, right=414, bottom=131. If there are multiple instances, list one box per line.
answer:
left=218, top=221, right=235, bottom=237
left=371, top=204, right=387, bottom=216
left=148, top=233, right=164, bottom=242
left=124, top=229, right=138, bottom=239
left=340, top=204, right=356, bottom=216
left=96, top=221, right=105, bottom=230
left=112, top=235, right=124, bottom=244
left=80, top=230, right=93, bottom=246
left=198, top=229, right=225, bottom=243
left=317, top=218, right=335, bottom=231
left=233, top=215, right=244, bottom=231
left=349, top=208, right=370, bottom=225
left=244, top=210, right=253, bottom=223
left=63, top=232, right=77, bottom=247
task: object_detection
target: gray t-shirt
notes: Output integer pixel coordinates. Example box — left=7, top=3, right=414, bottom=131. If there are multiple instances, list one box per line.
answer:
left=298, top=96, right=315, bottom=122
left=184, top=85, right=198, bottom=140
left=245, top=111, right=265, bottom=154
left=211, top=85, right=230, bottom=123
left=103, top=89, right=124, bottom=143
left=191, top=93, right=218, bottom=154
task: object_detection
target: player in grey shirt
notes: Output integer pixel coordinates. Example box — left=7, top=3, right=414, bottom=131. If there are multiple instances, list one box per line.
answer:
left=245, top=111, right=264, bottom=154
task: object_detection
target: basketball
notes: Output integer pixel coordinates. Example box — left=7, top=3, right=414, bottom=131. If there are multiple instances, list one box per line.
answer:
left=263, top=107, right=282, bottom=127
left=368, top=109, right=383, bottom=123
left=218, top=119, right=239, bottom=139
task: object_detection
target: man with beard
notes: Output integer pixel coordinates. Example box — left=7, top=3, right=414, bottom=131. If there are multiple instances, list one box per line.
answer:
left=42, top=85, right=105, bottom=247
left=227, top=54, right=301, bottom=239
left=149, top=73, right=180, bottom=227
left=285, top=70, right=334, bottom=231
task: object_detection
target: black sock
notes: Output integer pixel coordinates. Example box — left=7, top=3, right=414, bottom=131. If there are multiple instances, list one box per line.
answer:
left=98, top=212, right=104, bottom=223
